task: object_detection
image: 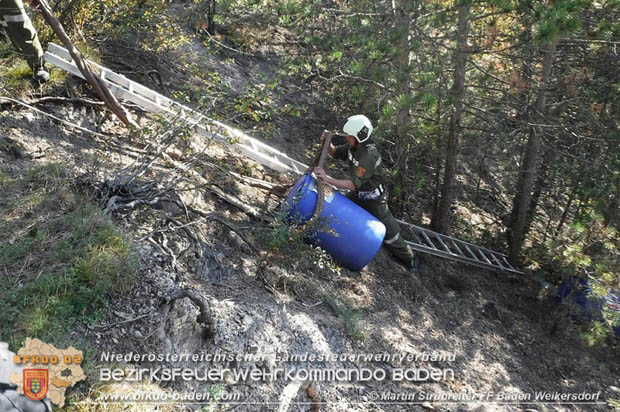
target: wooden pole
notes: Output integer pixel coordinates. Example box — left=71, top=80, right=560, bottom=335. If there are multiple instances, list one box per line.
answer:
left=30, top=0, right=138, bottom=128
left=311, top=131, right=333, bottom=221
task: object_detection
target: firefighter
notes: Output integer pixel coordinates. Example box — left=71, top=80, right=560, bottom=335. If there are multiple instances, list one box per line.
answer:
left=313, top=114, right=420, bottom=272
left=0, top=0, right=49, bottom=82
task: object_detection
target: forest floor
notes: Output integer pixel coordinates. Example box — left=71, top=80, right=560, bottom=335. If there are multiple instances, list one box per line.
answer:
left=1, top=3, right=619, bottom=412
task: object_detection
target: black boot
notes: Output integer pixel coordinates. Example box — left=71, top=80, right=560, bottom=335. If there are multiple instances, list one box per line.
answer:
left=33, top=65, right=50, bottom=83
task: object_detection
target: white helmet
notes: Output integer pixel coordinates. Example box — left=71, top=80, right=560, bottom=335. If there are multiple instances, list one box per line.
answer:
left=343, top=115, right=373, bottom=143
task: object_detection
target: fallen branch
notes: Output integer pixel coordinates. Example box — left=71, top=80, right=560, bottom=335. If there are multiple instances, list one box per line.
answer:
left=212, top=170, right=293, bottom=198
left=202, top=30, right=254, bottom=56
left=205, top=184, right=268, bottom=221
left=310, top=132, right=332, bottom=222
left=28, top=96, right=106, bottom=106
left=160, top=152, right=271, bottom=222
left=104, top=196, right=162, bottom=215
left=188, top=207, right=262, bottom=255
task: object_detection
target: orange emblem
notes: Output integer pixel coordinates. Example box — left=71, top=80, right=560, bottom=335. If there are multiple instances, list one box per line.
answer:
left=355, top=167, right=366, bottom=177
left=23, top=369, right=49, bottom=401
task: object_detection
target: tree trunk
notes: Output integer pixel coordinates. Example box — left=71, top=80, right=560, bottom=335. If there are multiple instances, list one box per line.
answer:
left=603, top=173, right=620, bottom=228
left=554, top=187, right=576, bottom=239
left=207, top=0, right=216, bottom=33
left=393, top=0, right=412, bottom=168
left=523, top=145, right=555, bottom=238
left=431, top=0, right=471, bottom=234
left=508, top=38, right=559, bottom=263
left=391, top=0, right=412, bottom=212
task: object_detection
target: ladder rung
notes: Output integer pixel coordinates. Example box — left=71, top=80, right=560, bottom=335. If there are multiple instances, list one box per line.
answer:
left=435, top=234, right=453, bottom=254
left=489, top=253, right=505, bottom=270
left=421, top=231, right=437, bottom=249
left=464, top=245, right=480, bottom=261
left=501, top=256, right=515, bottom=270
left=410, top=231, right=423, bottom=246
left=450, top=239, right=464, bottom=255
left=477, top=250, right=493, bottom=265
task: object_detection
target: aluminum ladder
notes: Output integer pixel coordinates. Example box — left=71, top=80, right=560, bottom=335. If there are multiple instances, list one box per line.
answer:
left=398, top=220, right=523, bottom=274
left=44, top=43, right=523, bottom=275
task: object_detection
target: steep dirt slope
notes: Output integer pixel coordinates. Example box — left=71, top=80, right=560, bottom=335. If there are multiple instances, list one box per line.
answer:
left=1, top=6, right=619, bottom=411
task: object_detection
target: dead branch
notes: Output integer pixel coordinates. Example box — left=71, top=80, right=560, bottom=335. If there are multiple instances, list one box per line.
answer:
left=202, top=29, right=254, bottom=56
left=31, top=0, right=138, bottom=128
left=28, top=96, right=106, bottom=106
left=205, top=184, right=269, bottom=222
left=161, top=288, right=214, bottom=338
left=188, top=207, right=262, bottom=255
left=213, top=170, right=293, bottom=198
left=310, top=132, right=333, bottom=222
left=159, top=152, right=271, bottom=222
left=228, top=171, right=276, bottom=190
left=104, top=196, right=162, bottom=215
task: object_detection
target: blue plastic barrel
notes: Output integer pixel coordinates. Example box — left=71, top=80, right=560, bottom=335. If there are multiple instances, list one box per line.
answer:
left=282, top=174, right=386, bottom=271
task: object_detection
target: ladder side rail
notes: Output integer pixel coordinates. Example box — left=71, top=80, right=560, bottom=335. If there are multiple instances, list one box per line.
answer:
left=447, top=234, right=510, bottom=259
left=47, top=45, right=306, bottom=176
left=233, top=145, right=296, bottom=174
left=193, top=124, right=233, bottom=145
left=84, top=57, right=177, bottom=111
left=500, top=256, right=520, bottom=272
left=106, top=83, right=173, bottom=114
left=45, top=51, right=162, bottom=114
left=192, top=127, right=298, bottom=174
left=47, top=42, right=72, bottom=60
left=46, top=50, right=177, bottom=115
left=212, top=121, right=308, bottom=171
left=47, top=43, right=173, bottom=110
left=409, top=231, right=424, bottom=246
left=406, top=240, right=525, bottom=274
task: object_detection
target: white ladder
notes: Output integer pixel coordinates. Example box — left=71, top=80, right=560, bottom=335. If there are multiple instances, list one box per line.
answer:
left=44, top=43, right=523, bottom=275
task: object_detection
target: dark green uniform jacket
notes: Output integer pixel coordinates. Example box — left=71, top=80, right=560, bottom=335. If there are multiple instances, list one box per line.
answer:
left=333, top=143, right=415, bottom=266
